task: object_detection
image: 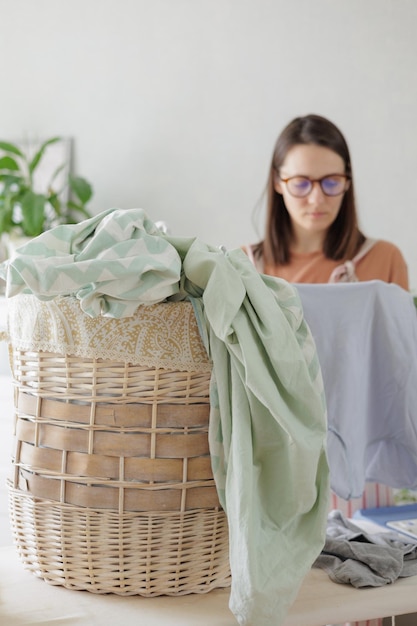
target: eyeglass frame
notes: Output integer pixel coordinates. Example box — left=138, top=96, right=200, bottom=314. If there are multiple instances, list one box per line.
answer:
left=278, top=174, right=351, bottom=198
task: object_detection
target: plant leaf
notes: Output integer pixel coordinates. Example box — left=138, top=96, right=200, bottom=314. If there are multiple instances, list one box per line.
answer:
left=0, top=203, right=14, bottom=233
left=67, top=201, right=92, bottom=218
left=29, top=136, right=62, bottom=175
left=0, top=141, right=24, bottom=157
left=0, top=156, right=20, bottom=171
left=69, top=175, right=93, bottom=204
left=0, top=136, right=94, bottom=236
left=49, top=162, right=67, bottom=188
left=48, top=192, right=62, bottom=216
left=20, top=190, right=47, bottom=236
left=0, top=173, right=25, bottom=186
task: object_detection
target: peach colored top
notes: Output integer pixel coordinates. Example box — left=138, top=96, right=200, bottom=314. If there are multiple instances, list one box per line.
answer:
left=246, top=240, right=409, bottom=290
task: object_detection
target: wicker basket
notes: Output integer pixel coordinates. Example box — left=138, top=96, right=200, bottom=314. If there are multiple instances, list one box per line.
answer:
left=7, top=296, right=231, bottom=596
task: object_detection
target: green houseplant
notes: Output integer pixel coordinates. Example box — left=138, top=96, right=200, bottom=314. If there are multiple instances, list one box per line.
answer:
left=0, top=136, right=93, bottom=240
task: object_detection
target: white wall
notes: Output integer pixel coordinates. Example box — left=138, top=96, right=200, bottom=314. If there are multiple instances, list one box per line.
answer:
left=2, top=0, right=417, bottom=286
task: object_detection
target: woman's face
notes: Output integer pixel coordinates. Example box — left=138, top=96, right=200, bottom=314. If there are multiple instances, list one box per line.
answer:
left=274, top=143, right=348, bottom=242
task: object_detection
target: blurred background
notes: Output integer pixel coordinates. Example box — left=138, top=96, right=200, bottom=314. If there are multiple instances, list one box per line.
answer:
left=1, top=0, right=416, bottom=285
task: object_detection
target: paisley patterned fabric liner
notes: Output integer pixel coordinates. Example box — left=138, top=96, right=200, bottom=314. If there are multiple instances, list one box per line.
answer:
left=7, top=295, right=211, bottom=372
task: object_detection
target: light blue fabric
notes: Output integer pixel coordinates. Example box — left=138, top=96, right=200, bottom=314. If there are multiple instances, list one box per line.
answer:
left=296, top=281, right=417, bottom=500
left=0, top=209, right=330, bottom=626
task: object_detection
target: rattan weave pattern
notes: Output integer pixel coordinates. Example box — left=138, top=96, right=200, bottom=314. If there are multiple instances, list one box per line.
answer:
left=8, top=302, right=231, bottom=596
left=8, top=488, right=230, bottom=596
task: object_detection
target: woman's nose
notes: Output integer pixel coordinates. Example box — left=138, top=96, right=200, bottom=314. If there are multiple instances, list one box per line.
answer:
left=307, top=181, right=326, bottom=202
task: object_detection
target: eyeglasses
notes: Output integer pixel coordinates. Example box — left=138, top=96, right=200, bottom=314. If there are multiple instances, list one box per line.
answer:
left=279, top=174, right=351, bottom=198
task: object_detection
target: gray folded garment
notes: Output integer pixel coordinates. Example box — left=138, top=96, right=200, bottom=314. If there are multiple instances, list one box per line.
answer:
left=313, top=509, right=417, bottom=587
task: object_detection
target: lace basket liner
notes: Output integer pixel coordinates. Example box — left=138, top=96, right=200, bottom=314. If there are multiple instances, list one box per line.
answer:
left=6, top=294, right=211, bottom=373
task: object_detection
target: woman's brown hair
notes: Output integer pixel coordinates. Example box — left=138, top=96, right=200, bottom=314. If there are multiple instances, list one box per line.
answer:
left=254, top=114, right=365, bottom=266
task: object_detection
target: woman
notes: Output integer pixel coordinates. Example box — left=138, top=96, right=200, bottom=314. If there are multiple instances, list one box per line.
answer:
left=245, top=114, right=408, bottom=289
left=245, top=115, right=410, bottom=626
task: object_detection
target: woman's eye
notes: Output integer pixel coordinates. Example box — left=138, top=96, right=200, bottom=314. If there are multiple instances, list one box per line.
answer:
left=292, top=178, right=310, bottom=189
left=322, top=177, right=344, bottom=192
left=323, top=177, right=338, bottom=188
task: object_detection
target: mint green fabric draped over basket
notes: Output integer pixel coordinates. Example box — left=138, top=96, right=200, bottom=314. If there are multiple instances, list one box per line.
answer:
left=0, top=208, right=329, bottom=626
